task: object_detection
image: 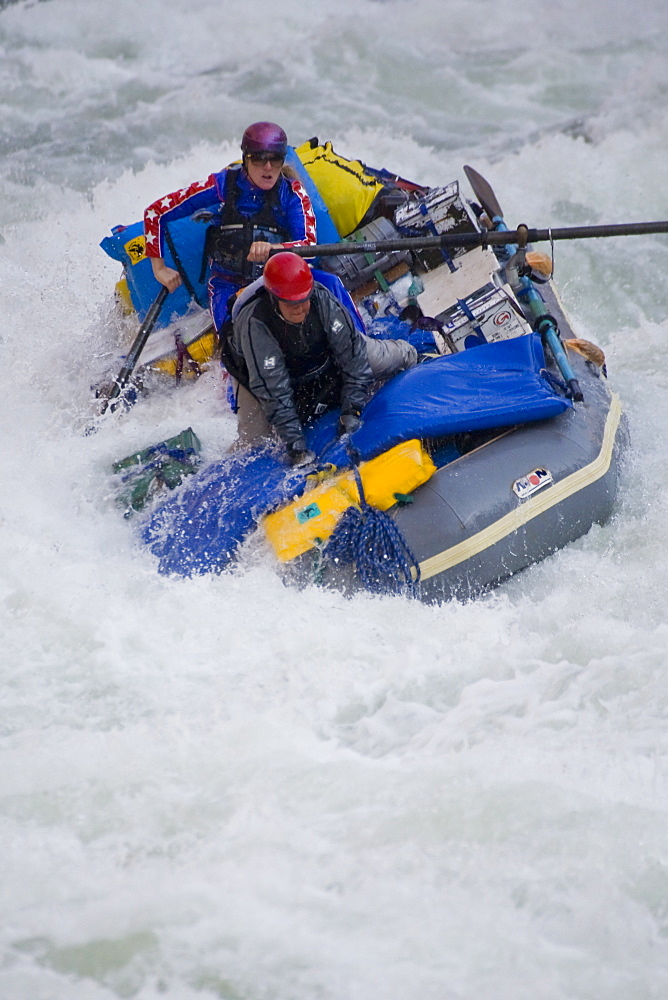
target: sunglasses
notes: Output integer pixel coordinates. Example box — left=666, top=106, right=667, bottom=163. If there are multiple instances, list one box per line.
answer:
left=247, top=152, right=285, bottom=166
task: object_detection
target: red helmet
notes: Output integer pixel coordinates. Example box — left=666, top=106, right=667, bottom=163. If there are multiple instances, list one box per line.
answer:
left=264, top=252, right=314, bottom=302
left=241, top=122, right=288, bottom=157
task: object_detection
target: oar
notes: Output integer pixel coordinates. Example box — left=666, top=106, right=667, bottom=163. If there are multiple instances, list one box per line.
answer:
left=279, top=219, right=668, bottom=258
left=97, top=286, right=168, bottom=417
left=463, top=164, right=504, bottom=221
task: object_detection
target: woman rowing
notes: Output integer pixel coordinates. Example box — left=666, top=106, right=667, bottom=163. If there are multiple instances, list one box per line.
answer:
left=143, top=121, right=317, bottom=332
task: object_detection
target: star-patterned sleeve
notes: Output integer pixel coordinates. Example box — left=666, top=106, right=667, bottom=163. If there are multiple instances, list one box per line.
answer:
left=281, top=178, right=318, bottom=249
left=143, top=175, right=220, bottom=258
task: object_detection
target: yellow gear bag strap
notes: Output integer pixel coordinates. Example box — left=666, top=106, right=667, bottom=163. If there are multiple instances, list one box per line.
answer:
left=294, top=140, right=385, bottom=238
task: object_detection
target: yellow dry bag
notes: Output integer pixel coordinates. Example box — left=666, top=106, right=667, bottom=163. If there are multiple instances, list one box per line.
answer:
left=294, top=140, right=385, bottom=238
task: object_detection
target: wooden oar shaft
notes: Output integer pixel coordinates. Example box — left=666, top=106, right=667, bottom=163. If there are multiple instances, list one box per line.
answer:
left=281, top=220, right=668, bottom=258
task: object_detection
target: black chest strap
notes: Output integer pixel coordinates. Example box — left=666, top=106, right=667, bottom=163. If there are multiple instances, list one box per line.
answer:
left=205, top=169, right=289, bottom=280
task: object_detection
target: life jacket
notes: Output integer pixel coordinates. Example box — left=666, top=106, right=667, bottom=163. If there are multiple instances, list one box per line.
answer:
left=221, top=288, right=342, bottom=421
left=204, top=167, right=291, bottom=282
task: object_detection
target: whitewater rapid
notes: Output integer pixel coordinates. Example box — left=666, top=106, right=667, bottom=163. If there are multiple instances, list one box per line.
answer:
left=1, top=1, right=668, bottom=998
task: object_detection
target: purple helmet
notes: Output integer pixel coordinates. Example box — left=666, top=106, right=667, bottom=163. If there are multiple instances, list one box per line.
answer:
left=241, top=122, right=288, bottom=157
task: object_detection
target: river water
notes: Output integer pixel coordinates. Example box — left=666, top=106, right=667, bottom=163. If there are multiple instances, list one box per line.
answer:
left=1, top=1, right=668, bottom=998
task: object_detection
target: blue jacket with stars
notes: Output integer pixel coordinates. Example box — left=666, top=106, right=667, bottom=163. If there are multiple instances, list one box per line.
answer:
left=144, top=165, right=317, bottom=274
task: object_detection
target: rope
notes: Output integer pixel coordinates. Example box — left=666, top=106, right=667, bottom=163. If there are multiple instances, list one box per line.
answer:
left=164, top=223, right=207, bottom=308
left=174, top=334, right=202, bottom=383
left=539, top=367, right=570, bottom=396
left=322, top=439, right=421, bottom=597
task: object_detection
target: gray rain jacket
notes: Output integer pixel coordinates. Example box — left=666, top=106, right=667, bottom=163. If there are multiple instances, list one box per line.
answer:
left=230, top=282, right=373, bottom=452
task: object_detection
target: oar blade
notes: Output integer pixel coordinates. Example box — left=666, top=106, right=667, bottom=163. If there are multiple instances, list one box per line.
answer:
left=85, top=285, right=169, bottom=433
left=464, top=165, right=504, bottom=220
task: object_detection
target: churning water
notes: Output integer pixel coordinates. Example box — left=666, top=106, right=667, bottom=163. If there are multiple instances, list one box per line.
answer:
left=1, top=1, right=668, bottom=997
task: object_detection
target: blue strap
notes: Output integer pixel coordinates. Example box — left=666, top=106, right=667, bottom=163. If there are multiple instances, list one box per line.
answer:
left=457, top=297, right=488, bottom=344
left=419, top=204, right=457, bottom=272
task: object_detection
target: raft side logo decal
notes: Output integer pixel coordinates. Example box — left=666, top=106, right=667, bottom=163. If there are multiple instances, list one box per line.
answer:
left=124, top=234, right=146, bottom=264
left=513, top=467, right=553, bottom=500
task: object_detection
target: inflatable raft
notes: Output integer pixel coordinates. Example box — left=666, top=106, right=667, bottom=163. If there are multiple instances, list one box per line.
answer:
left=281, top=287, right=626, bottom=603
left=105, top=143, right=628, bottom=602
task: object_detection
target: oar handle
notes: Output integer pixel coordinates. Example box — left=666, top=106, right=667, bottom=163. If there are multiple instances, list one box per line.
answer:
left=279, top=220, right=668, bottom=258
left=503, top=221, right=668, bottom=243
